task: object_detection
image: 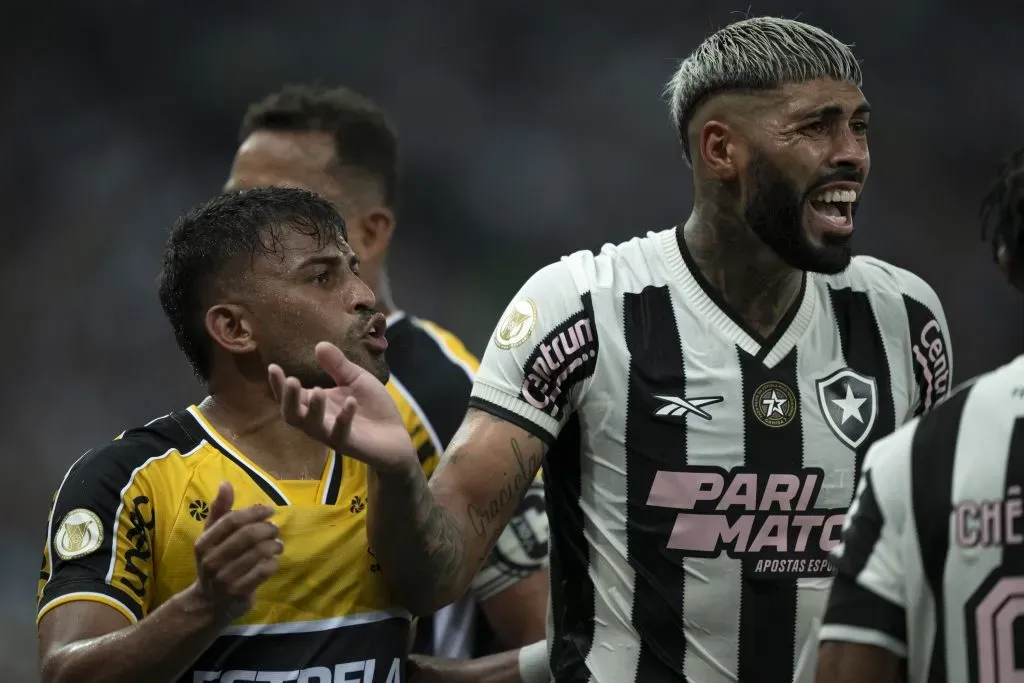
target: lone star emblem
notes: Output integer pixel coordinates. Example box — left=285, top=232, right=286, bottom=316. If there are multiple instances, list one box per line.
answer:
left=751, top=380, right=798, bottom=428
left=816, top=368, right=878, bottom=450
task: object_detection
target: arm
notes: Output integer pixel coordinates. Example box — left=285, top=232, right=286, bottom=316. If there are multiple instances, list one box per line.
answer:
left=474, top=477, right=550, bottom=647
left=39, top=590, right=223, bottom=683
left=368, top=412, right=547, bottom=615
left=816, top=425, right=916, bottom=683
left=368, top=260, right=597, bottom=615
left=37, top=441, right=280, bottom=683
left=408, top=640, right=549, bottom=683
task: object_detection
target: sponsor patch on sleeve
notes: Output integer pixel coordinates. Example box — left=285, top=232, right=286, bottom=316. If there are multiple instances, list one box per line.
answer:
left=518, top=309, right=599, bottom=419
left=54, top=508, right=104, bottom=560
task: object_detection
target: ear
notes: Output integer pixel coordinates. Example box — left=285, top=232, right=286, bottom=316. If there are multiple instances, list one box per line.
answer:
left=997, top=244, right=1024, bottom=293
left=352, top=207, right=396, bottom=262
left=698, top=119, right=745, bottom=181
left=204, top=303, right=258, bottom=356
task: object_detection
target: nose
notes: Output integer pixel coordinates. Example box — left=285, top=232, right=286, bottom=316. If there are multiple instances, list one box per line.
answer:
left=348, top=275, right=377, bottom=313
left=829, top=126, right=869, bottom=174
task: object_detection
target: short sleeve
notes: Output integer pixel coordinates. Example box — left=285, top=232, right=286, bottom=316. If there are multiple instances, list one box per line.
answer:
left=469, top=259, right=599, bottom=443
left=896, top=269, right=953, bottom=417
left=37, top=440, right=159, bottom=625
left=471, top=475, right=549, bottom=601
left=820, top=423, right=917, bottom=658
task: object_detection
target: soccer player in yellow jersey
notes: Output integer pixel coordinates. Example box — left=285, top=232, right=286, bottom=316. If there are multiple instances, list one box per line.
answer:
left=225, top=85, right=549, bottom=661
left=37, top=188, right=413, bottom=682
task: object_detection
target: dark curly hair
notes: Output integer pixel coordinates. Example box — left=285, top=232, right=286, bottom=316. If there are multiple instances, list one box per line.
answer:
left=980, top=147, right=1024, bottom=265
left=158, top=187, right=346, bottom=381
left=239, top=84, right=399, bottom=208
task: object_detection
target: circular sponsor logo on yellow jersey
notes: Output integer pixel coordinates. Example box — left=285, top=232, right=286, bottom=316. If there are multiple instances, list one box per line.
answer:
left=751, top=380, right=798, bottom=428
left=54, top=508, right=104, bottom=560
left=494, top=298, right=538, bottom=350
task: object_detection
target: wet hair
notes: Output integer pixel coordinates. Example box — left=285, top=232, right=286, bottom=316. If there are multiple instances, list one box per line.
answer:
left=158, top=186, right=346, bottom=380
left=666, top=16, right=863, bottom=161
left=980, top=147, right=1024, bottom=266
left=239, top=84, right=399, bottom=208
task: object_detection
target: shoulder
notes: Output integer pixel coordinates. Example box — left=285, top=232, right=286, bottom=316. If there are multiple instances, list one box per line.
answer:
left=387, top=315, right=476, bottom=403
left=58, top=411, right=203, bottom=495
left=828, top=255, right=941, bottom=307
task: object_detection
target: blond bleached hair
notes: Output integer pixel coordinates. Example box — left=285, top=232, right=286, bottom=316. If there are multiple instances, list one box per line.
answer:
left=666, top=16, right=863, bottom=161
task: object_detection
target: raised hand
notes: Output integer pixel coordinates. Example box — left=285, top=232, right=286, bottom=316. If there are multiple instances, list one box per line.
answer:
left=268, top=341, right=418, bottom=475
left=191, top=482, right=282, bottom=624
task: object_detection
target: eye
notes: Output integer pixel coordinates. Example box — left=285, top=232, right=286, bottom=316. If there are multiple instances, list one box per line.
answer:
left=350, top=260, right=361, bottom=275
left=850, top=119, right=870, bottom=136
left=802, top=120, right=828, bottom=135
left=311, top=270, right=331, bottom=285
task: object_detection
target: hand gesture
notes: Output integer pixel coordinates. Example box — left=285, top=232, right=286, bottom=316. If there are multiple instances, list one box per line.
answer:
left=192, top=482, right=282, bottom=624
left=268, top=341, right=418, bottom=475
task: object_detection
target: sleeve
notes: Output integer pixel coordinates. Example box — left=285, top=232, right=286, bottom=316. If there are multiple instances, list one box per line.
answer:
left=471, top=474, right=549, bottom=601
left=36, top=441, right=159, bottom=625
left=819, top=422, right=917, bottom=658
left=896, top=269, right=953, bottom=418
left=469, top=259, right=599, bottom=443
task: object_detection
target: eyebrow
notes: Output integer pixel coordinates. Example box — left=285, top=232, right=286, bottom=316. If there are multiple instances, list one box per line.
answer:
left=295, top=254, right=345, bottom=271
left=806, top=102, right=872, bottom=119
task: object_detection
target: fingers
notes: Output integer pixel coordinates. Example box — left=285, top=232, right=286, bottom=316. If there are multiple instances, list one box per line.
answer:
left=194, top=504, right=275, bottom=557
left=205, top=482, right=234, bottom=530
left=215, top=537, right=285, bottom=585
left=280, top=376, right=309, bottom=426
left=315, top=341, right=364, bottom=386
left=230, top=556, right=280, bottom=597
left=327, top=397, right=357, bottom=444
left=202, top=519, right=280, bottom=573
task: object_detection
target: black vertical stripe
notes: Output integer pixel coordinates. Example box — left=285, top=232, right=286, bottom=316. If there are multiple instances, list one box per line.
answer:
left=828, top=287, right=896, bottom=486
left=544, top=416, right=591, bottom=682
left=322, top=454, right=343, bottom=505
left=624, top=286, right=688, bottom=682
left=911, top=382, right=973, bottom=683
left=736, top=349, right=802, bottom=683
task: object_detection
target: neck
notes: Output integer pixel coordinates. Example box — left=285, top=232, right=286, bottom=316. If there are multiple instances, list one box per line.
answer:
left=682, top=200, right=804, bottom=339
left=200, top=379, right=329, bottom=480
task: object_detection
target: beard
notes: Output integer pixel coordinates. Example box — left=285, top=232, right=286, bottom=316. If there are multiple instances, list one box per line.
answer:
left=270, top=313, right=390, bottom=389
left=743, top=151, right=858, bottom=275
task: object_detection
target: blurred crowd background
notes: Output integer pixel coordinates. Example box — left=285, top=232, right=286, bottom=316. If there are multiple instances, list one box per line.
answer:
left=4, top=2, right=1022, bottom=678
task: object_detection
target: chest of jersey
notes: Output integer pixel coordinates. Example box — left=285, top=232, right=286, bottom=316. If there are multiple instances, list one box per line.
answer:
left=149, top=450, right=408, bottom=681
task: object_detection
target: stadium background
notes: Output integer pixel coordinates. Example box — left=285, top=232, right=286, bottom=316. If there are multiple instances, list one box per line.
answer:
left=4, top=2, right=1022, bottom=678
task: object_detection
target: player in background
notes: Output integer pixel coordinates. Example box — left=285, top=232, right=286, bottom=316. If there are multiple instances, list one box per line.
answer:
left=225, top=85, right=549, bottom=660
left=268, top=17, right=954, bottom=683
left=37, top=188, right=421, bottom=682
left=816, top=149, right=1024, bottom=683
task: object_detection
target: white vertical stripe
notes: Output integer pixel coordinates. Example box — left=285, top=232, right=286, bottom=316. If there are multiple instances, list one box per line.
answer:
left=793, top=323, right=856, bottom=677
left=319, top=452, right=337, bottom=504
left=940, top=370, right=1020, bottom=683
left=581, top=291, right=639, bottom=683
left=677, top=312, right=745, bottom=683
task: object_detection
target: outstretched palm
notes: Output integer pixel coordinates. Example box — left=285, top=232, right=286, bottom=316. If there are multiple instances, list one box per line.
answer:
left=268, top=342, right=417, bottom=474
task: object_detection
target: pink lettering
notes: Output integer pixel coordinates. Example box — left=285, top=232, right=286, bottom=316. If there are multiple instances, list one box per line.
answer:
left=667, top=513, right=752, bottom=552
left=520, top=318, right=596, bottom=418
left=647, top=471, right=723, bottom=510
left=748, top=515, right=789, bottom=552
left=1007, top=499, right=1023, bottom=544
left=983, top=501, right=1003, bottom=545
left=719, top=474, right=757, bottom=510
left=761, top=474, right=800, bottom=511
left=791, top=515, right=825, bottom=553
left=957, top=502, right=980, bottom=547
left=820, top=514, right=845, bottom=552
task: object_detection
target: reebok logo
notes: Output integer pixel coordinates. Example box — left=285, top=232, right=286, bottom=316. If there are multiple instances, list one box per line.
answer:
left=652, top=394, right=723, bottom=422
left=646, top=466, right=844, bottom=578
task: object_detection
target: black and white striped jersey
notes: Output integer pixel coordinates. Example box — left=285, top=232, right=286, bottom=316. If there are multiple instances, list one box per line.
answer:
left=823, top=355, right=1024, bottom=683
left=468, top=226, right=953, bottom=683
